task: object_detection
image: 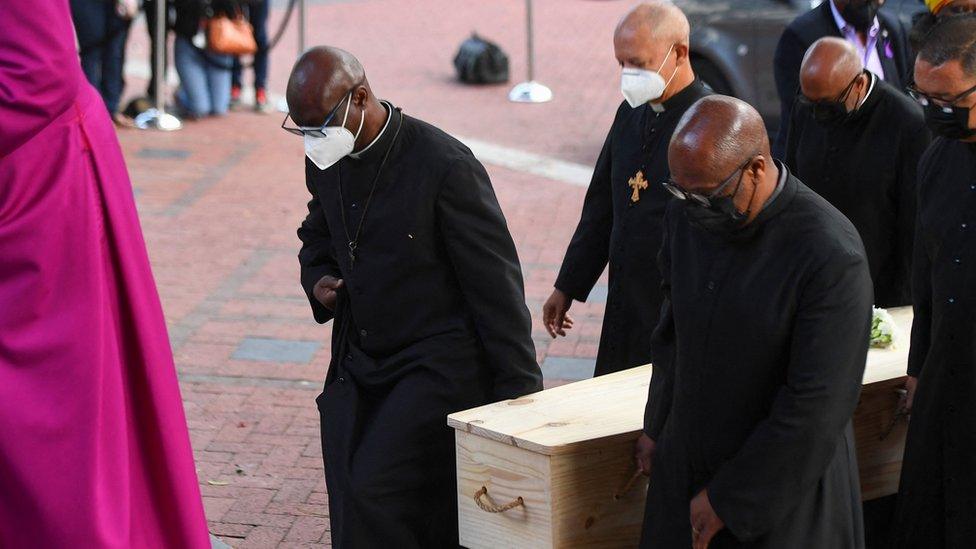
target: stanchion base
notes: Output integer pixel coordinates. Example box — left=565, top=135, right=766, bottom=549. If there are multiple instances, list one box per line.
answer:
left=508, top=81, right=553, bottom=103
left=134, top=108, right=183, bottom=131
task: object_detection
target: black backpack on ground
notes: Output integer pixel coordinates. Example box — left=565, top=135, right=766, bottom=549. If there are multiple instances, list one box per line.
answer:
left=453, top=33, right=509, bottom=84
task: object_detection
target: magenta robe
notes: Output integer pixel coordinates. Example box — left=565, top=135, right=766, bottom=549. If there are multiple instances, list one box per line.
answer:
left=0, top=1, right=210, bottom=546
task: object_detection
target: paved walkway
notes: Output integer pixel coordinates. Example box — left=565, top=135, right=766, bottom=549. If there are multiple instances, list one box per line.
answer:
left=118, top=1, right=630, bottom=545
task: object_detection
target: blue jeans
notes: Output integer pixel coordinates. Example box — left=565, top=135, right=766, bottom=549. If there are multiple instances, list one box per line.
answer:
left=174, top=36, right=232, bottom=117
left=70, top=0, right=131, bottom=114
left=232, top=0, right=269, bottom=90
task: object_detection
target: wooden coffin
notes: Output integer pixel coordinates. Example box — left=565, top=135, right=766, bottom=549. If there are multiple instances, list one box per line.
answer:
left=854, top=306, right=913, bottom=500
left=448, top=307, right=912, bottom=548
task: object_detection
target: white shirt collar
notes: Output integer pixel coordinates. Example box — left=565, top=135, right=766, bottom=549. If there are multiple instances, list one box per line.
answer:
left=349, top=100, right=392, bottom=160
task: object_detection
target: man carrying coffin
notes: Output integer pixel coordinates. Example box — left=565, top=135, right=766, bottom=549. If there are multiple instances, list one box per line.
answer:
left=636, top=96, right=872, bottom=548
left=785, top=37, right=930, bottom=307
left=893, top=15, right=976, bottom=547
left=542, top=1, right=711, bottom=376
left=285, top=47, right=543, bottom=547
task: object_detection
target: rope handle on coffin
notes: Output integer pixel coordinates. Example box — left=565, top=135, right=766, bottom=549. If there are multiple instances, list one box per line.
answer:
left=473, top=486, right=524, bottom=513
left=880, top=388, right=910, bottom=441
left=614, top=469, right=645, bottom=500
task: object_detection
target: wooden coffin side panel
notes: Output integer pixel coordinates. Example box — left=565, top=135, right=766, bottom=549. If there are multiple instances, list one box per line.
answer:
left=853, top=377, right=909, bottom=500
left=456, top=430, right=554, bottom=548
left=550, top=437, right=648, bottom=548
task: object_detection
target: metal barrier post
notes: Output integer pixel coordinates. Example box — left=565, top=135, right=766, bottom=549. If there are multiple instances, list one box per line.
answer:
left=508, top=0, right=552, bottom=103
left=136, top=0, right=183, bottom=130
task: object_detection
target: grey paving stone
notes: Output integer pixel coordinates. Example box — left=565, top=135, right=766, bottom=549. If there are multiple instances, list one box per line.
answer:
left=232, top=337, right=320, bottom=364
left=136, top=147, right=190, bottom=160
left=541, top=356, right=595, bottom=381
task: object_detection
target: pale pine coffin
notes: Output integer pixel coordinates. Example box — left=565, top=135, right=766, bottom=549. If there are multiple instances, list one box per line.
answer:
left=448, top=307, right=913, bottom=548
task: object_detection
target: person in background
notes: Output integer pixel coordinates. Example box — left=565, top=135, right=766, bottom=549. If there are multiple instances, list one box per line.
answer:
left=542, top=1, right=710, bottom=377
left=785, top=37, right=929, bottom=308
left=772, top=0, right=913, bottom=157
left=893, top=14, right=976, bottom=548
left=172, top=0, right=236, bottom=119
left=1, top=1, right=210, bottom=546
left=637, top=95, right=872, bottom=548
left=909, top=0, right=976, bottom=52
left=69, top=0, right=138, bottom=125
left=231, top=0, right=271, bottom=112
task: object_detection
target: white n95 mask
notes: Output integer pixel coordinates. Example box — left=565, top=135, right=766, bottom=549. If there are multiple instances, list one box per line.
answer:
left=304, top=94, right=365, bottom=170
left=620, top=43, right=678, bottom=108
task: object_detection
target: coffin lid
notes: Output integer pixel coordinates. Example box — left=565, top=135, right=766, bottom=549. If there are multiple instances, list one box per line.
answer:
left=448, top=307, right=913, bottom=456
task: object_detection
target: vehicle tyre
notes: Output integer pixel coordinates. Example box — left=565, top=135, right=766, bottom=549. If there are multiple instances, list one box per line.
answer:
left=691, top=56, right=733, bottom=96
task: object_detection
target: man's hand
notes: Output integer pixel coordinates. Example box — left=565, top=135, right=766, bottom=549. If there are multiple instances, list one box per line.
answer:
left=634, top=433, right=656, bottom=476
left=542, top=289, right=574, bottom=338
left=313, top=275, right=344, bottom=311
left=901, top=375, right=918, bottom=413
left=690, top=489, right=725, bottom=549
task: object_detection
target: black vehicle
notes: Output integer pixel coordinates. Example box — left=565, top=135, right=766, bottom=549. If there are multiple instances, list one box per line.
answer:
left=682, top=0, right=925, bottom=131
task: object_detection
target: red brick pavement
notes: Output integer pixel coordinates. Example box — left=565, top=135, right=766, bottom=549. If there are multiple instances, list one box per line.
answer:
left=117, top=1, right=633, bottom=546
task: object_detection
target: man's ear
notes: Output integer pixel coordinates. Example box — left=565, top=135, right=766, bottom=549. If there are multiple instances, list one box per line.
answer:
left=675, top=43, right=690, bottom=65
left=352, top=86, right=368, bottom=108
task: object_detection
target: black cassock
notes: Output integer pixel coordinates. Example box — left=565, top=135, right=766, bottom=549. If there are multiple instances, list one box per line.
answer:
left=785, top=75, right=930, bottom=307
left=892, top=138, right=976, bottom=548
left=642, top=168, right=872, bottom=548
left=298, top=104, right=543, bottom=548
left=771, top=0, right=914, bottom=157
left=555, top=80, right=711, bottom=376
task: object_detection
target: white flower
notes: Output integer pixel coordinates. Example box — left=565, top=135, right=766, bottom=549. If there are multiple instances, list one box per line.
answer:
left=870, top=307, right=898, bottom=349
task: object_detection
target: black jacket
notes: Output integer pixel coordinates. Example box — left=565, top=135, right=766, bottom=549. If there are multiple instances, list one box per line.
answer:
left=772, top=0, right=913, bottom=157
left=785, top=76, right=930, bottom=307
left=555, top=80, right=711, bottom=376
left=642, top=169, right=871, bottom=547
left=298, top=105, right=542, bottom=401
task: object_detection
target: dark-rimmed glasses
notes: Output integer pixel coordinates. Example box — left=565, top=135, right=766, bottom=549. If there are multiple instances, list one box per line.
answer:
left=797, top=71, right=862, bottom=109
left=281, top=82, right=363, bottom=137
left=662, top=154, right=760, bottom=207
left=908, top=82, right=976, bottom=109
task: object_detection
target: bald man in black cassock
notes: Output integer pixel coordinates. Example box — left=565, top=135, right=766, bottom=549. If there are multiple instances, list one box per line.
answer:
left=286, top=47, right=543, bottom=547
left=785, top=37, right=929, bottom=308
left=636, top=96, right=872, bottom=548
left=543, top=1, right=711, bottom=376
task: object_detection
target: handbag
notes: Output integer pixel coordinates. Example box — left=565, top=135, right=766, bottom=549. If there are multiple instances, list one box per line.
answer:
left=206, top=12, right=257, bottom=55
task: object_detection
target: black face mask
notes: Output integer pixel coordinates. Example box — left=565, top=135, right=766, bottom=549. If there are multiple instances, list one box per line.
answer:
left=685, top=196, right=750, bottom=235
left=923, top=102, right=976, bottom=140
left=811, top=101, right=850, bottom=125
left=841, top=0, right=879, bottom=33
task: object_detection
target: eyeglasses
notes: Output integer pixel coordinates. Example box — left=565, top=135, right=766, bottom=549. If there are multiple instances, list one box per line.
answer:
left=281, top=82, right=363, bottom=137
left=908, top=82, right=976, bottom=109
left=662, top=154, right=759, bottom=207
left=797, top=71, right=861, bottom=109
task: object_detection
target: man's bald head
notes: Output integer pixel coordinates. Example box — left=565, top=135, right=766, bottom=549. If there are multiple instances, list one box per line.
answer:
left=615, top=1, right=690, bottom=46
left=669, top=95, right=769, bottom=192
left=286, top=46, right=368, bottom=127
left=614, top=1, right=696, bottom=103
left=800, top=37, right=865, bottom=102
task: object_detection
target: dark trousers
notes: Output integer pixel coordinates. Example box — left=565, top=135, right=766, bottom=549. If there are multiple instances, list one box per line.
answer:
left=144, top=0, right=171, bottom=100
left=70, top=0, right=131, bottom=114
left=232, top=0, right=269, bottom=90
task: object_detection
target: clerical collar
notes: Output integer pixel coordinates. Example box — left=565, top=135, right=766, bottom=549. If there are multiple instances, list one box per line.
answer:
left=349, top=100, right=393, bottom=160
left=761, top=159, right=789, bottom=211
left=649, top=78, right=706, bottom=114
left=847, top=72, right=881, bottom=122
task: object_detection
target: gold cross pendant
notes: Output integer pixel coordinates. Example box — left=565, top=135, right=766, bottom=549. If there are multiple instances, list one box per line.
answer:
left=628, top=170, right=648, bottom=203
